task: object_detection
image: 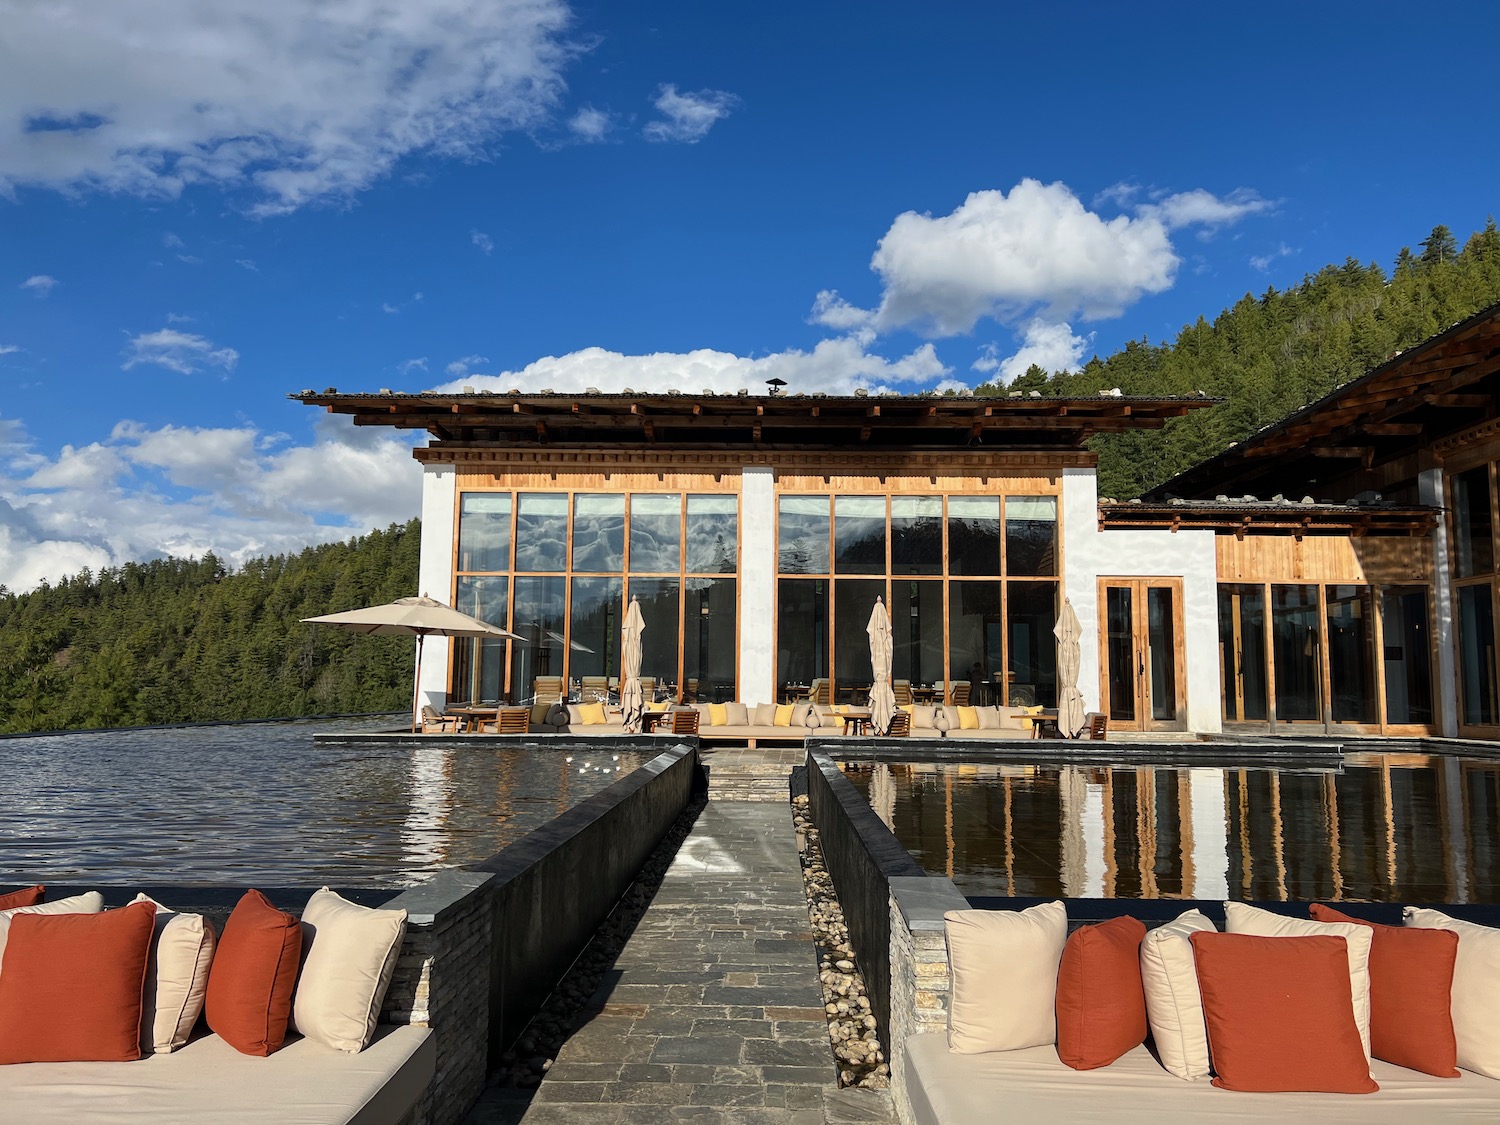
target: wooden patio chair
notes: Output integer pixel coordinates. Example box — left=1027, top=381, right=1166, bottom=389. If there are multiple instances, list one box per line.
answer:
left=419, top=705, right=460, bottom=734
left=1085, top=712, right=1109, bottom=740
left=886, top=710, right=912, bottom=737
left=950, top=682, right=971, bottom=707
left=684, top=677, right=699, bottom=703
left=532, top=676, right=564, bottom=704
left=669, top=709, right=700, bottom=735
left=809, top=677, right=830, bottom=705
left=478, top=708, right=530, bottom=735
left=893, top=679, right=913, bottom=706
left=581, top=676, right=610, bottom=702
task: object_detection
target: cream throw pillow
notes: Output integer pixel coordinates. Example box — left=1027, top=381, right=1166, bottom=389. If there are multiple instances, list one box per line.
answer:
left=292, top=888, right=408, bottom=1053
left=945, top=901, right=1066, bottom=1054
left=912, top=705, right=936, bottom=730
left=1223, top=901, right=1373, bottom=1062
left=1405, top=907, right=1500, bottom=1077
left=975, top=706, right=999, bottom=730
left=130, top=893, right=216, bottom=1054
left=753, top=702, right=778, bottom=727
left=0, top=890, right=104, bottom=967
left=791, top=702, right=813, bottom=728
left=726, top=702, right=749, bottom=726
left=1139, top=909, right=1215, bottom=1080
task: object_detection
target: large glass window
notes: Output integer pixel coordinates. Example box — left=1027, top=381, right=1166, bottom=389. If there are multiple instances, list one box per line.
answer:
left=1218, top=584, right=1268, bottom=722
left=834, top=579, right=886, bottom=702
left=834, top=497, right=887, bottom=575
left=457, top=493, right=511, bottom=572
left=1460, top=585, right=1499, bottom=726
left=1009, top=582, right=1058, bottom=708
left=1382, top=587, right=1433, bottom=725
left=511, top=576, right=566, bottom=701
left=777, top=578, right=828, bottom=695
left=452, top=576, right=509, bottom=702
left=686, top=496, right=737, bottom=573
left=629, top=495, right=681, bottom=573
left=891, top=497, right=943, bottom=575
left=1005, top=496, right=1057, bottom=576
left=948, top=497, right=1001, bottom=576
left=1325, top=585, right=1375, bottom=723
left=684, top=578, right=737, bottom=702
left=514, top=494, right=568, bottom=572
left=1272, top=585, right=1321, bottom=721
left=949, top=581, right=1002, bottom=704
left=779, top=496, right=830, bottom=574
left=631, top=577, right=681, bottom=696
left=891, top=579, right=943, bottom=688
left=569, top=577, right=622, bottom=684
left=571, top=495, right=625, bottom=572
left=1454, top=466, right=1495, bottom=579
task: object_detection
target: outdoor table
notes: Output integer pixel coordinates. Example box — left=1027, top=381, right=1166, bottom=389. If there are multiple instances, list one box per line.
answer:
left=840, top=709, right=873, bottom=736
left=1032, top=708, right=1063, bottom=739
left=446, top=705, right=502, bottom=733
left=641, top=711, right=670, bottom=733
left=910, top=686, right=939, bottom=704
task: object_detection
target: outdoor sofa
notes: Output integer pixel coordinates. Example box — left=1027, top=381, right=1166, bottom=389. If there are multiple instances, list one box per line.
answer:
left=901, top=899, right=1500, bottom=1124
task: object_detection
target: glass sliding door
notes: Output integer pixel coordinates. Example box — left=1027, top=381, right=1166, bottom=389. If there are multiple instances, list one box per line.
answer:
left=1009, top=581, right=1058, bottom=708
left=1272, top=585, right=1321, bottom=722
left=891, top=579, right=944, bottom=690
left=834, top=579, right=887, bottom=703
left=1218, top=584, right=1268, bottom=722
left=684, top=577, right=737, bottom=703
left=777, top=578, right=828, bottom=698
left=949, top=580, right=1002, bottom=705
left=1105, top=585, right=1136, bottom=724
left=512, top=575, right=567, bottom=702
left=1325, top=585, right=1375, bottom=724
left=1099, top=579, right=1182, bottom=729
left=1381, top=587, right=1433, bottom=725
left=453, top=575, right=510, bottom=703
left=1459, top=585, right=1499, bottom=727
left=630, top=577, right=681, bottom=699
left=1146, top=586, right=1177, bottom=722
left=568, top=576, right=622, bottom=686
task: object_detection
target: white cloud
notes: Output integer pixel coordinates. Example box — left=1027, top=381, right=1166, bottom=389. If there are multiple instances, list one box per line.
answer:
left=1140, top=188, right=1274, bottom=231
left=235, top=259, right=258, bottom=271
left=0, top=413, right=422, bottom=593
left=974, top=319, right=1093, bottom=385
left=397, top=357, right=429, bottom=376
left=121, top=327, right=239, bottom=376
left=0, top=344, right=19, bottom=356
left=163, top=232, right=185, bottom=248
left=445, top=354, right=490, bottom=377
left=0, top=0, right=575, bottom=215
left=1250, top=242, right=1296, bottom=272
left=642, top=84, right=737, bottom=144
left=568, top=106, right=612, bottom=142
left=470, top=229, right=495, bottom=255
left=20, top=275, right=58, bottom=295
left=431, top=336, right=949, bottom=398
left=809, top=289, right=875, bottom=333
left=165, top=312, right=192, bottom=323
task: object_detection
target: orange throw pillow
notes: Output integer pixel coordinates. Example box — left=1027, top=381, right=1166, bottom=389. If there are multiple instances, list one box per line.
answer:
left=1310, top=903, right=1459, bottom=1077
left=0, top=899, right=155, bottom=1063
left=1190, top=931, right=1377, bottom=1093
left=1055, top=915, right=1148, bottom=1069
left=205, top=889, right=303, bottom=1057
left=0, top=884, right=44, bottom=910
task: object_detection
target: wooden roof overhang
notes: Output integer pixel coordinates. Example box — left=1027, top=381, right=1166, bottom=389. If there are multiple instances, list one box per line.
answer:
left=1098, top=501, right=1437, bottom=540
left=1146, top=301, right=1500, bottom=501
left=290, top=389, right=1216, bottom=455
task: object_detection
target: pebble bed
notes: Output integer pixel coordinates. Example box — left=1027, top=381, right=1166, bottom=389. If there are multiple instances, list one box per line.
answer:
left=791, top=792, right=889, bottom=1089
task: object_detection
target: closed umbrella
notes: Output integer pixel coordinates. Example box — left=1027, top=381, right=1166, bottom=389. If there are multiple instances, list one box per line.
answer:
left=1055, top=597, right=1086, bottom=738
left=620, top=596, right=645, bottom=733
left=867, top=596, right=896, bottom=735
left=304, top=595, right=520, bottom=733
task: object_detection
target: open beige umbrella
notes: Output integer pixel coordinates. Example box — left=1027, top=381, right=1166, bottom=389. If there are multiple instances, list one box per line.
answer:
left=620, top=596, right=646, bottom=733
left=1055, top=596, right=1086, bottom=738
left=867, top=596, right=896, bottom=735
left=304, top=595, right=520, bottom=733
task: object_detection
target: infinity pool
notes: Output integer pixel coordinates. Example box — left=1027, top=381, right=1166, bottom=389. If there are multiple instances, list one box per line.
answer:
left=842, top=753, right=1500, bottom=903
left=0, top=720, right=649, bottom=887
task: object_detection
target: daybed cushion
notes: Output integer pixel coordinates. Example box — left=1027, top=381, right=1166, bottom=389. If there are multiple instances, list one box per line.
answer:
left=0, top=885, right=44, bottom=910
left=206, top=890, right=302, bottom=1057
left=0, top=890, right=104, bottom=964
left=902, top=1032, right=1500, bottom=1125
left=1139, top=908, right=1214, bottom=1080
left=945, top=901, right=1066, bottom=1053
left=1407, top=907, right=1500, bottom=1079
left=0, top=1025, right=434, bottom=1125
left=293, top=889, right=407, bottom=1054
left=132, top=894, right=217, bottom=1054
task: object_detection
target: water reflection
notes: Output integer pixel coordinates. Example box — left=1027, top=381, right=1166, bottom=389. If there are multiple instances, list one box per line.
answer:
left=842, top=753, right=1500, bottom=903
left=0, top=720, right=649, bottom=888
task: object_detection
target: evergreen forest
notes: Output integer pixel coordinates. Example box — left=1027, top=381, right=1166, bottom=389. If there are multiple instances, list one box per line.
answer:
left=2, top=222, right=1498, bottom=732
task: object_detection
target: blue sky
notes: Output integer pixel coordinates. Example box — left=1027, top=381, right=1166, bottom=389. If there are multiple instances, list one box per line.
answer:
left=1, top=1, right=1496, bottom=591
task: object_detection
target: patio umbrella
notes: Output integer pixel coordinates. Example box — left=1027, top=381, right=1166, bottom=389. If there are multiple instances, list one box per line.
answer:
left=303, top=595, right=520, bottom=733
left=867, top=596, right=896, bottom=735
left=1055, top=597, right=1086, bottom=738
left=620, top=596, right=646, bottom=733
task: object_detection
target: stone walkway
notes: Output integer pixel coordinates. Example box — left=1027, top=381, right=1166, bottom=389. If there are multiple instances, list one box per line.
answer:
left=464, top=747, right=894, bottom=1124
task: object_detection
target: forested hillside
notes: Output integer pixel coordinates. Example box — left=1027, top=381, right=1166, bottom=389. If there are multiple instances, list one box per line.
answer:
left=0, top=521, right=419, bottom=733
left=987, top=221, right=1500, bottom=499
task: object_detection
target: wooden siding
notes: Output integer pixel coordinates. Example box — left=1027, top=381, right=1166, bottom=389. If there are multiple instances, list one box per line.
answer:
left=1215, top=534, right=1432, bottom=584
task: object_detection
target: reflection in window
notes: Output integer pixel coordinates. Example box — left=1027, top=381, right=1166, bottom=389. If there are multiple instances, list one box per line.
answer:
left=571, top=495, right=625, bottom=572
left=631, top=578, right=681, bottom=695
left=835, top=496, right=887, bottom=575
left=1009, top=582, right=1057, bottom=708
left=514, top=494, right=568, bottom=572
left=948, top=497, right=1001, bottom=576
left=779, top=496, right=830, bottom=573
left=569, top=577, right=622, bottom=683
left=1272, top=585, right=1320, bottom=721
left=684, top=578, right=737, bottom=702
left=949, top=581, right=1002, bottom=704
left=511, top=576, right=566, bottom=701
left=686, top=496, right=738, bottom=573
left=834, top=580, right=886, bottom=701
left=457, top=493, right=512, bottom=572
left=891, top=497, right=943, bottom=575
left=453, top=576, right=509, bottom=702
left=1218, top=584, right=1268, bottom=722
left=891, top=579, right=944, bottom=688
left=777, top=578, right=828, bottom=693
left=1459, top=585, right=1499, bottom=726
left=1453, top=466, right=1495, bottom=579
left=1325, top=585, right=1375, bottom=723
left=1005, top=496, right=1057, bottom=576
left=1382, top=587, right=1433, bottom=725
left=629, top=495, right=682, bottom=573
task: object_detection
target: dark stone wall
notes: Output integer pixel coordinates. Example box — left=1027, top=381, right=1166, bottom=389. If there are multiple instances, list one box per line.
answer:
left=805, top=751, right=924, bottom=1038
left=470, top=743, right=701, bottom=1058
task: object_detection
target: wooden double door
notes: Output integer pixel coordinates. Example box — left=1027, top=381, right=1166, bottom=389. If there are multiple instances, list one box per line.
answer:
left=1098, top=578, right=1186, bottom=731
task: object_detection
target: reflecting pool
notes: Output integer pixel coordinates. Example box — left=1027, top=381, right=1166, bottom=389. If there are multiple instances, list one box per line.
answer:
left=842, top=752, right=1500, bottom=902
left=0, top=720, right=650, bottom=887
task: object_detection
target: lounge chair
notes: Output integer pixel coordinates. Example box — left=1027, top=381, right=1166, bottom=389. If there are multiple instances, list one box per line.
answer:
left=950, top=682, right=971, bottom=707
left=1085, top=712, right=1108, bottom=740
left=477, top=708, right=530, bottom=735
left=809, top=677, right=830, bottom=705
left=887, top=711, right=912, bottom=737
left=532, top=676, right=565, bottom=703
left=893, top=679, right=913, bottom=705
left=581, top=675, right=610, bottom=702
left=669, top=709, right=701, bottom=735
left=419, top=705, right=459, bottom=734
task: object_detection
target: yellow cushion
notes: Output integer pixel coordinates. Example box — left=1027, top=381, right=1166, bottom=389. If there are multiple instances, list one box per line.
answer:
left=774, top=704, right=794, bottom=727
left=579, top=702, right=606, bottom=725
left=1023, top=705, right=1044, bottom=715
left=646, top=701, right=669, bottom=713
left=899, top=704, right=915, bottom=716
left=709, top=702, right=729, bottom=727
left=829, top=704, right=845, bottom=715
left=957, top=705, right=980, bottom=730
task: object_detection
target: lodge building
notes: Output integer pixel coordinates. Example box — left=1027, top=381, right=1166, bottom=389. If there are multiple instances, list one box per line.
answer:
left=296, top=300, right=1500, bottom=740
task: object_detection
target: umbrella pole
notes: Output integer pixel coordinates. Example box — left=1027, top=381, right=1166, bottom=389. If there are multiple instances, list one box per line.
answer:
left=411, top=633, right=424, bottom=734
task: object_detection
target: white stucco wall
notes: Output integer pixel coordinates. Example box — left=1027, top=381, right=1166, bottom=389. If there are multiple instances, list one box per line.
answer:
left=417, top=462, right=456, bottom=711
left=1062, top=468, right=1222, bottom=733
left=739, top=467, right=777, bottom=706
